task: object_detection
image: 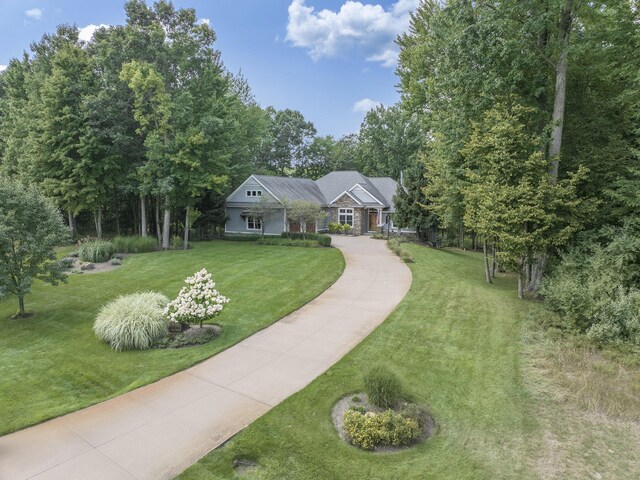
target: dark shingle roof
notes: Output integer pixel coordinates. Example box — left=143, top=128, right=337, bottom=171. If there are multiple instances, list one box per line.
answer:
left=253, top=175, right=326, bottom=204
left=367, top=177, right=400, bottom=212
left=315, top=171, right=397, bottom=208
left=230, top=172, right=398, bottom=209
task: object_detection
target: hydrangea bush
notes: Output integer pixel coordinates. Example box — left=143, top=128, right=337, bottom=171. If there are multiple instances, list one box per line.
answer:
left=164, top=268, right=229, bottom=327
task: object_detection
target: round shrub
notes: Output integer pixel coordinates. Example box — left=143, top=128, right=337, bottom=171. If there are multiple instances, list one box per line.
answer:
left=343, top=408, right=421, bottom=450
left=363, top=365, right=403, bottom=408
left=79, top=240, right=115, bottom=263
left=94, top=292, right=170, bottom=351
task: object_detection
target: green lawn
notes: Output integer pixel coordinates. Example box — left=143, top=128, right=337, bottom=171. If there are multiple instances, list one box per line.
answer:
left=0, top=241, right=344, bottom=435
left=179, top=245, right=539, bottom=480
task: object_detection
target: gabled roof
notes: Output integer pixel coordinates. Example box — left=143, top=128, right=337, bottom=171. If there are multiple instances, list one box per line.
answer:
left=367, top=177, right=399, bottom=211
left=253, top=175, right=326, bottom=204
left=316, top=171, right=384, bottom=205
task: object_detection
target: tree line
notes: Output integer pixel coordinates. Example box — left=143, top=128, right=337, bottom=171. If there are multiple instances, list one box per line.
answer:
left=0, top=0, right=414, bottom=247
left=386, top=0, right=640, bottom=345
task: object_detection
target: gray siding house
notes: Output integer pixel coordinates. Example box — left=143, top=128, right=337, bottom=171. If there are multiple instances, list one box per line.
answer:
left=225, top=171, right=400, bottom=236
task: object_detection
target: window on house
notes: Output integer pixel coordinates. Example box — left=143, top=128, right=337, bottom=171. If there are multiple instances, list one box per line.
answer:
left=246, top=216, right=262, bottom=230
left=246, top=190, right=262, bottom=197
left=338, top=208, right=354, bottom=226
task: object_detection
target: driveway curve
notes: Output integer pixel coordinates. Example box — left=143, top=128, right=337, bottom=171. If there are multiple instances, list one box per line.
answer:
left=0, top=235, right=412, bottom=480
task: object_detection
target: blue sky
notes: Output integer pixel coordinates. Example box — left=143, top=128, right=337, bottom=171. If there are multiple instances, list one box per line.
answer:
left=0, top=0, right=418, bottom=137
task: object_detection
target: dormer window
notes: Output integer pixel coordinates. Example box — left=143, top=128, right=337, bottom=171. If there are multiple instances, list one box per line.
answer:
left=246, top=190, right=262, bottom=197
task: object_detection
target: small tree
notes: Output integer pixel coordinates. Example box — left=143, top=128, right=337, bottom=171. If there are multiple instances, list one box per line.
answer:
left=247, top=196, right=281, bottom=236
left=0, top=177, right=69, bottom=317
left=164, top=268, right=229, bottom=328
left=286, top=200, right=327, bottom=238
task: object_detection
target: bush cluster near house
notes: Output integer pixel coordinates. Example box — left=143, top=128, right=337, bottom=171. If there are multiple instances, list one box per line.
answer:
left=257, top=238, right=322, bottom=248
left=281, top=232, right=332, bottom=247
left=222, top=232, right=331, bottom=248
left=328, top=222, right=352, bottom=234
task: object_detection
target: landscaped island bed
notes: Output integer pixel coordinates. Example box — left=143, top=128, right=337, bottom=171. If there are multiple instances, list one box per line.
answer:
left=0, top=240, right=343, bottom=435
left=178, top=243, right=640, bottom=480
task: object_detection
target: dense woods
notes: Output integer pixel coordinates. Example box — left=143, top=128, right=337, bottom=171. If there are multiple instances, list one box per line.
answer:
left=0, top=1, right=370, bottom=244
left=392, top=0, right=640, bottom=342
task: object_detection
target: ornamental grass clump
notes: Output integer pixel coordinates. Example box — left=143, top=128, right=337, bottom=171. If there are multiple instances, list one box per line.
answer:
left=363, top=365, right=403, bottom=408
left=112, top=235, right=157, bottom=254
left=79, top=240, right=115, bottom=263
left=164, top=268, right=229, bottom=327
left=93, top=292, right=170, bottom=351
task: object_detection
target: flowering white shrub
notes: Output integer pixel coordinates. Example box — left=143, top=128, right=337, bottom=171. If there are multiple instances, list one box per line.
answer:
left=164, top=268, right=229, bottom=327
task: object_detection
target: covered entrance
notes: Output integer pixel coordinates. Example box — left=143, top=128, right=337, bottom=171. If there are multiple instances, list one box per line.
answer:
left=368, top=209, right=379, bottom=232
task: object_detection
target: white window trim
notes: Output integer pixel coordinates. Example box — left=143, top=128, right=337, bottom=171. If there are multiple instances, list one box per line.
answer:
left=338, top=208, right=354, bottom=226
left=246, top=216, right=262, bottom=231
left=245, top=189, right=262, bottom=197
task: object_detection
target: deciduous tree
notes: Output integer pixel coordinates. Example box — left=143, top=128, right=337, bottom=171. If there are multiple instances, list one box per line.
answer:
left=0, top=177, right=68, bottom=316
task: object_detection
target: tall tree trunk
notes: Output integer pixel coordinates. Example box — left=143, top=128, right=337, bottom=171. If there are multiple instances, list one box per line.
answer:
left=518, top=270, right=524, bottom=300
left=140, top=195, right=147, bottom=238
left=548, top=0, right=573, bottom=182
left=527, top=255, right=548, bottom=293
left=68, top=211, right=76, bottom=240
left=18, top=294, right=25, bottom=315
left=94, top=208, right=103, bottom=239
left=155, top=198, right=162, bottom=244
left=162, top=201, right=171, bottom=250
left=491, top=239, right=497, bottom=279
left=483, top=238, right=492, bottom=284
left=183, top=204, right=190, bottom=250
left=527, top=0, right=574, bottom=294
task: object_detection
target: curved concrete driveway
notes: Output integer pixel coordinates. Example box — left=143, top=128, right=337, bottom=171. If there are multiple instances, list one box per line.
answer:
left=0, top=235, right=412, bottom=480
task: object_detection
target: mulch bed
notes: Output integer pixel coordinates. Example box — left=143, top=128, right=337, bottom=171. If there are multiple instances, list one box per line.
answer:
left=331, top=393, right=435, bottom=453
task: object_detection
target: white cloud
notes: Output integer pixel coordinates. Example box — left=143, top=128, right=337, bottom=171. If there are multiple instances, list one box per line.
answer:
left=78, top=24, right=109, bottom=42
left=0, top=65, right=7, bottom=73
left=25, top=8, right=43, bottom=20
left=198, top=18, right=210, bottom=25
left=286, top=0, right=418, bottom=68
left=352, top=98, right=382, bottom=113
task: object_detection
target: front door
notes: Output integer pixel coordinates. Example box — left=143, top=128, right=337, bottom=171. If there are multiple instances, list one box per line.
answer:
left=368, top=210, right=378, bottom=231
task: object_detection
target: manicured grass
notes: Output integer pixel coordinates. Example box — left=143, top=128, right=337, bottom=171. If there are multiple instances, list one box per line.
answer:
left=0, top=241, right=343, bottom=435
left=179, top=245, right=539, bottom=479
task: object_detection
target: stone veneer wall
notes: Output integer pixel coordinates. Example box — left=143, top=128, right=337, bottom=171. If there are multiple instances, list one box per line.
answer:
left=329, top=195, right=364, bottom=236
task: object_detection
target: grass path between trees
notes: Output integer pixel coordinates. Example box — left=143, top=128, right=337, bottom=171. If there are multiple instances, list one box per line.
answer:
left=0, top=241, right=344, bottom=436
left=179, top=243, right=640, bottom=480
